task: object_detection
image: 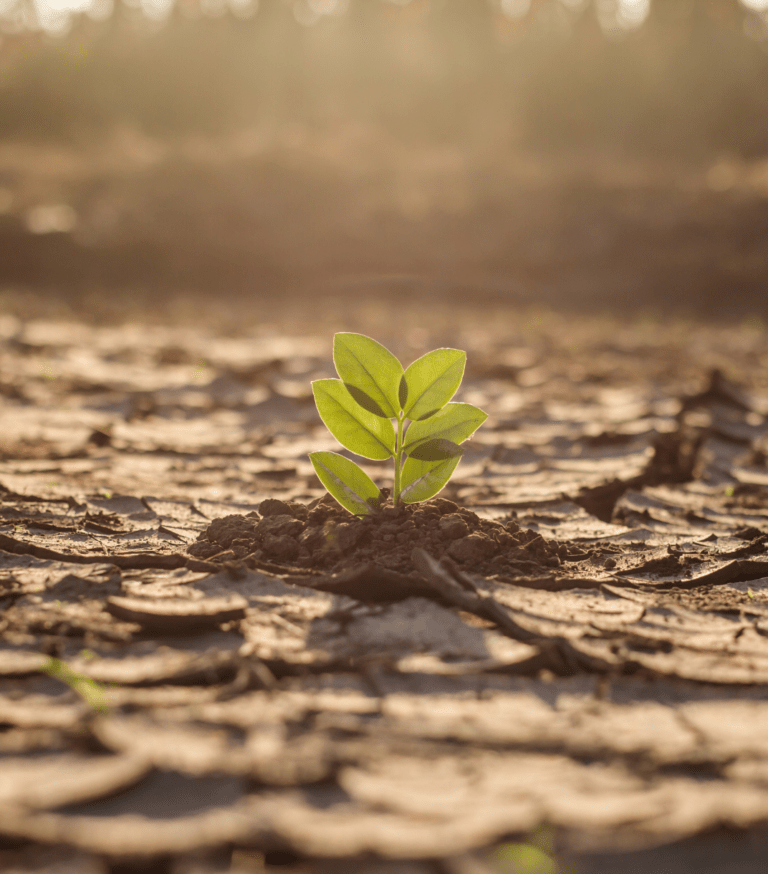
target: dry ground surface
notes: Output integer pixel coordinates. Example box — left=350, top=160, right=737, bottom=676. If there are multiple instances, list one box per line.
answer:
left=1, top=300, right=768, bottom=874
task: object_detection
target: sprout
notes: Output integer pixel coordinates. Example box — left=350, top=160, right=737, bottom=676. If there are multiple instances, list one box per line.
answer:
left=309, top=332, right=486, bottom=514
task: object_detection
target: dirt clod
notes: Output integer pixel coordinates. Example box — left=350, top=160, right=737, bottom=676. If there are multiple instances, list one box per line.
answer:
left=189, top=498, right=562, bottom=578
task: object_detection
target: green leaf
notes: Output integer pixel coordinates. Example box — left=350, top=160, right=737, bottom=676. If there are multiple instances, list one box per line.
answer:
left=398, top=374, right=409, bottom=410
left=402, top=348, right=466, bottom=421
left=400, top=454, right=461, bottom=504
left=415, top=408, right=440, bottom=421
left=403, top=403, right=488, bottom=453
left=344, top=384, right=389, bottom=418
left=407, top=438, right=463, bottom=462
left=334, top=333, right=403, bottom=419
left=309, top=451, right=380, bottom=516
left=312, top=379, right=395, bottom=460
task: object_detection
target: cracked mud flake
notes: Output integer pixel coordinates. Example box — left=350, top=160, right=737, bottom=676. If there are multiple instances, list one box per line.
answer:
left=54, top=770, right=248, bottom=820
left=0, top=649, right=49, bottom=676
left=261, top=754, right=768, bottom=857
left=183, top=568, right=344, bottom=663
left=0, top=798, right=260, bottom=857
left=0, top=753, right=151, bottom=810
left=307, top=596, right=537, bottom=669
left=92, top=714, right=337, bottom=786
left=92, top=715, right=250, bottom=775
left=616, top=487, right=768, bottom=534
left=0, top=694, right=91, bottom=729
left=0, top=555, right=119, bottom=595
left=57, top=647, right=243, bottom=686
left=337, top=752, right=654, bottom=830
left=512, top=501, right=632, bottom=540
left=486, top=584, right=646, bottom=626
left=104, top=593, right=247, bottom=633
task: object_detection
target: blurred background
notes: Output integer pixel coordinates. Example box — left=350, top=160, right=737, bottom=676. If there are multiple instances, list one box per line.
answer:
left=1, top=0, right=767, bottom=324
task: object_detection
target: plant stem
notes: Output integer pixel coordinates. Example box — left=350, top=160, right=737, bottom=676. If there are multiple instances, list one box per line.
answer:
left=393, top=412, right=404, bottom=507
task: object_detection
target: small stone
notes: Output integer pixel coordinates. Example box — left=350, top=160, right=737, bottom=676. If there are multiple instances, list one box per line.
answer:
left=439, top=514, right=469, bottom=540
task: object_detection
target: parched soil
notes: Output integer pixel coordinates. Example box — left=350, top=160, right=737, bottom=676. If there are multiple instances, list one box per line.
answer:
left=1, top=307, right=768, bottom=874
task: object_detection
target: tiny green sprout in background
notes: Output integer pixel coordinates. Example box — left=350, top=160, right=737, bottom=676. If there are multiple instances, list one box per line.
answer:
left=309, top=333, right=487, bottom=514
left=725, top=486, right=735, bottom=498
left=493, top=843, right=558, bottom=874
left=44, top=656, right=110, bottom=714
left=748, top=588, right=755, bottom=600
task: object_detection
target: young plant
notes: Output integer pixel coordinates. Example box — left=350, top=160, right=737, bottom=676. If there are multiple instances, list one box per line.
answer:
left=309, top=333, right=487, bottom=515
left=44, top=656, right=110, bottom=714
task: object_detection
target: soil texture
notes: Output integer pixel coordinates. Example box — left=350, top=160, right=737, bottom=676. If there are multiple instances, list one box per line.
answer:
left=1, top=307, right=768, bottom=874
left=188, top=496, right=564, bottom=578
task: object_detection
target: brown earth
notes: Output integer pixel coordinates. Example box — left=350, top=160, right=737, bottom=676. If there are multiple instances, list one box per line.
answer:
left=1, top=305, right=768, bottom=874
left=187, top=496, right=564, bottom=577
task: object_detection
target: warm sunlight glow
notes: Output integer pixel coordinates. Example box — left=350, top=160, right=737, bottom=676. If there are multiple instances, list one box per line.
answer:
left=501, top=0, right=531, bottom=19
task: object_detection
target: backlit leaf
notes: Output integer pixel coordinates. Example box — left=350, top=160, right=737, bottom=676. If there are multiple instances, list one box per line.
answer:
left=406, top=438, right=463, bottom=462
left=334, top=333, right=403, bottom=419
left=400, top=454, right=461, bottom=504
left=403, top=403, right=487, bottom=453
left=309, top=451, right=380, bottom=516
left=312, top=379, right=395, bottom=460
left=398, top=374, right=409, bottom=410
left=344, top=384, right=389, bottom=418
left=402, top=348, right=465, bottom=421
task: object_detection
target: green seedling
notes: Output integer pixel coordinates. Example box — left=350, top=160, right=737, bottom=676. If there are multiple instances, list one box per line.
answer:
left=493, top=842, right=558, bottom=874
left=44, top=656, right=110, bottom=714
left=309, top=332, right=487, bottom=514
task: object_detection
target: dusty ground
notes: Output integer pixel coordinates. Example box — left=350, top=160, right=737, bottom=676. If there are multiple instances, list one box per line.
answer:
left=2, top=131, right=768, bottom=322
left=1, top=303, right=768, bottom=873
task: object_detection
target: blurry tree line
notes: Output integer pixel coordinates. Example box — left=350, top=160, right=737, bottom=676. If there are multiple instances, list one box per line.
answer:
left=1, top=0, right=767, bottom=158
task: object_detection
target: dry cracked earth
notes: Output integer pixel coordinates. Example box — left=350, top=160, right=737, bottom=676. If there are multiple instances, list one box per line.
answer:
left=2, top=306, right=768, bottom=874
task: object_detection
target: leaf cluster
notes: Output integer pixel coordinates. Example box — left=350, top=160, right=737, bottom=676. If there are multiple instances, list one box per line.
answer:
left=309, top=333, right=486, bottom=515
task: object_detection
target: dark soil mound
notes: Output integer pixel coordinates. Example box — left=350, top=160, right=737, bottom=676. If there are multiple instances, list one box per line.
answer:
left=188, top=495, right=567, bottom=578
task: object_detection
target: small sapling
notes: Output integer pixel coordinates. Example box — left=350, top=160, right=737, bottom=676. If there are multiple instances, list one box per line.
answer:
left=309, top=333, right=487, bottom=514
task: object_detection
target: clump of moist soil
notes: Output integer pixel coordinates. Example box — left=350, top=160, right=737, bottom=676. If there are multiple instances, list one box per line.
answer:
left=188, top=495, right=568, bottom=578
